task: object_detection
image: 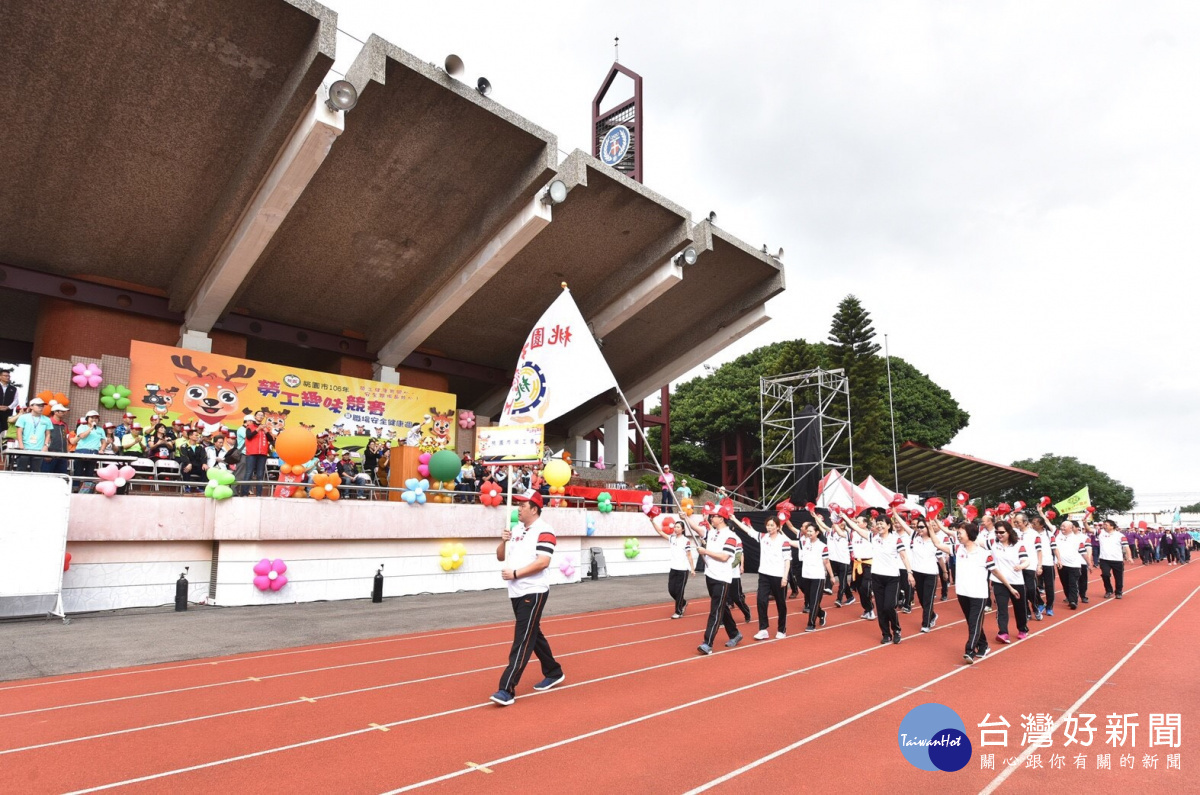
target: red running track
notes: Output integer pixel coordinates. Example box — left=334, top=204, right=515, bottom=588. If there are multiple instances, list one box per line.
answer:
left=0, top=562, right=1195, bottom=794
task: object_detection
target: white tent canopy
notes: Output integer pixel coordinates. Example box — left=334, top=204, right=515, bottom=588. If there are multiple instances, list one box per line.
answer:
left=816, top=470, right=871, bottom=513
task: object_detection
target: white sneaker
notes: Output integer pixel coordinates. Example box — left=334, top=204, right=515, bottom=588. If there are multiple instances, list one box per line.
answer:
left=671, top=613, right=682, bottom=619
left=753, top=629, right=770, bottom=641
left=775, top=631, right=787, bottom=639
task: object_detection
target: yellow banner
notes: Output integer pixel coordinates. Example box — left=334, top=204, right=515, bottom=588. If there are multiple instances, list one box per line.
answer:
left=1054, top=486, right=1091, bottom=515
left=127, top=341, right=455, bottom=449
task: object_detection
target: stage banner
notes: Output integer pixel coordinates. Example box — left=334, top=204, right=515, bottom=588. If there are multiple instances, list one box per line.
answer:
left=475, top=425, right=545, bottom=466
left=499, top=287, right=617, bottom=426
left=1054, top=486, right=1091, bottom=516
left=127, top=341, right=456, bottom=448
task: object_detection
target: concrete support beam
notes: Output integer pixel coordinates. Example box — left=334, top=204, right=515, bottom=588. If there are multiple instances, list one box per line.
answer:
left=374, top=195, right=552, bottom=367
left=177, top=328, right=213, bottom=353
left=589, top=257, right=683, bottom=340
left=570, top=435, right=592, bottom=468
left=603, top=411, right=630, bottom=480
left=568, top=305, right=771, bottom=438
left=372, top=363, right=400, bottom=385
left=184, top=92, right=345, bottom=331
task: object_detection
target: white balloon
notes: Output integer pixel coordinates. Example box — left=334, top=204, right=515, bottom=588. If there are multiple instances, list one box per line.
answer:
left=114, top=478, right=126, bottom=488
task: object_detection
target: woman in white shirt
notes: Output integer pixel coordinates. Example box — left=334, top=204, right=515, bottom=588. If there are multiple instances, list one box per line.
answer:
left=798, top=522, right=835, bottom=632
left=809, top=512, right=852, bottom=606
left=649, top=513, right=694, bottom=619
left=990, top=520, right=1031, bottom=643
left=929, top=519, right=1020, bottom=664
left=891, top=510, right=941, bottom=633
left=737, top=514, right=790, bottom=640
left=850, top=517, right=914, bottom=644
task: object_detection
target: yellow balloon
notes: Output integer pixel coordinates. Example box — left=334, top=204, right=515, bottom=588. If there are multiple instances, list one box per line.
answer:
left=440, top=558, right=454, bottom=571
left=543, top=459, right=572, bottom=489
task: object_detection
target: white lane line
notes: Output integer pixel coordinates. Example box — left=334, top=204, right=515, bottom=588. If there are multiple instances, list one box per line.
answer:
left=0, top=609, right=705, bottom=719
left=682, top=566, right=1183, bottom=794
left=55, top=605, right=879, bottom=791
left=2, top=606, right=785, bottom=756
left=0, top=599, right=676, bottom=693
left=978, top=582, right=1200, bottom=795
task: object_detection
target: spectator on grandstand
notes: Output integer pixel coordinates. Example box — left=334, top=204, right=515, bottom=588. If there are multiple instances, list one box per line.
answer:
left=73, top=410, right=103, bottom=484
left=658, top=465, right=676, bottom=507
left=12, top=398, right=51, bottom=472
left=98, top=422, right=118, bottom=455
left=43, top=403, right=71, bottom=475
left=206, top=433, right=230, bottom=469
left=337, top=450, right=372, bottom=499
left=456, top=453, right=477, bottom=503
left=178, top=428, right=208, bottom=491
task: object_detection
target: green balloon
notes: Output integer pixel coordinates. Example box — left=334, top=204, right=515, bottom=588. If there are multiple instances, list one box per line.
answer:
left=428, top=449, right=461, bottom=482
left=213, top=485, right=234, bottom=500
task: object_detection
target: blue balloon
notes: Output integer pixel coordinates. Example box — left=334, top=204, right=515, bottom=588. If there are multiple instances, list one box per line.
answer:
left=402, top=491, right=416, bottom=504
left=419, top=479, right=430, bottom=491
left=405, top=478, right=419, bottom=490
left=416, top=492, right=427, bottom=504
left=586, top=515, right=596, bottom=536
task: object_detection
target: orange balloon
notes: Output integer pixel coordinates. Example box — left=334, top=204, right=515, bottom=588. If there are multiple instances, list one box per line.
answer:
left=309, top=486, right=326, bottom=500
left=327, top=488, right=341, bottom=501
left=275, top=428, right=317, bottom=467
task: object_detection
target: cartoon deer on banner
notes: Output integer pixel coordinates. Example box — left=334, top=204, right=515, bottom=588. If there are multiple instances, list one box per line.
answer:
left=170, top=355, right=257, bottom=433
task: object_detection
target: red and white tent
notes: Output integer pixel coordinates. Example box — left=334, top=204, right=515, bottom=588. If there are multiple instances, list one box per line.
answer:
left=859, top=475, right=924, bottom=514
left=815, top=470, right=871, bottom=514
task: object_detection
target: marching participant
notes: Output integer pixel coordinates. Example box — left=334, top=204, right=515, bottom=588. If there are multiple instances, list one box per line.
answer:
left=491, top=490, right=564, bottom=706
left=1052, top=519, right=1090, bottom=610
left=894, top=513, right=914, bottom=613
left=928, top=519, right=1019, bottom=664
left=990, top=520, right=1031, bottom=642
left=798, top=521, right=835, bottom=632
left=1012, top=511, right=1044, bottom=621
left=1032, top=514, right=1058, bottom=616
left=730, top=513, right=790, bottom=640
left=684, top=504, right=742, bottom=654
left=850, top=514, right=914, bottom=644
left=1097, top=518, right=1132, bottom=599
left=649, top=513, right=694, bottom=618
left=849, top=512, right=874, bottom=619
left=808, top=510, right=852, bottom=606
left=891, top=510, right=941, bottom=632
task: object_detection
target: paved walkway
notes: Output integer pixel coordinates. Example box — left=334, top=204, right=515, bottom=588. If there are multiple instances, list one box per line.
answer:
left=0, top=573, right=756, bottom=682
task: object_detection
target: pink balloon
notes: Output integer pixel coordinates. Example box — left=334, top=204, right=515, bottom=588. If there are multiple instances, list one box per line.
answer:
left=118, top=465, right=137, bottom=482
left=418, top=452, right=432, bottom=464
left=270, top=574, right=288, bottom=591
left=253, top=559, right=272, bottom=576
left=72, top=375, right=89, bottom=388
left=253, top=575, right=271, bottom=590
left=96, top=482, right=117, bottom=497
left=417, top=464, right=430, bottom=477
left=271, top=559, right=287, bottom=574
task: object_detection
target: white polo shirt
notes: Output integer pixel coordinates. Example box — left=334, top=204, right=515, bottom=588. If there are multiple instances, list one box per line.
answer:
left=1020, top=529, right=1043, bottom=570
left=668, top=533, right=694, bottom=571
left=827, top=528, right=850, bottom=564
left=703, top=524, right=739, bottom=584
left=990, top=542, right=1029, bottom=584
left=956, top=545, right=996, bottom=599
left=1041, top=530, right=1059, bottom=567
left=799, top=537, right=829, bottom=579
left=909, top=535, right=941, bottom=575
left=851, top=529, right=873, bottom=562
left=505, top=516, right=556, bottom=598
left=870, top=533, right=905, bottom=577
left=1056, top=532, right=1086, bottom=568
left=758, top=532, right=792, bottom=578
left=1098, top=529, right=1129, bottom=562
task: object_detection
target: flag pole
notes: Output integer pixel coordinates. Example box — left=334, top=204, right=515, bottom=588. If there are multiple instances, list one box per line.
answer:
left=885, top=333, right=899, bottom=493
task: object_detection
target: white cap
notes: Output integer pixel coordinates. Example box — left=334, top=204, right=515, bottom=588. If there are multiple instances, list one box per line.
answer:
left=50, top=402, right=68, bottom=412
left=29, top=397, right=45, bottom=405
left=85, top=409, right=100, bottom=418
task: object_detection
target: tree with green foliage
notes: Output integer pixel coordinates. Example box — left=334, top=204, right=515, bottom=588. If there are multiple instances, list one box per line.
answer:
left=994, top=454, right=1135, bottom=516
left=646, top=299, right=970, bottom=489
left=827, top=295, right=888, bottom=480
left=1180, top=500, right=1200, bottom=513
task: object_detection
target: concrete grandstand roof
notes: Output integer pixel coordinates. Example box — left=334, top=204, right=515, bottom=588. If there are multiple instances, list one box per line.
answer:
left=228, top=34, right=559, bottom=337
left=0, top=0, right=337, bottom=297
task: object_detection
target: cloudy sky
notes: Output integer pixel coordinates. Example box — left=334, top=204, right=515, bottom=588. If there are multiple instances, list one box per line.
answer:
left=327, top=1, right=1199, bottom=510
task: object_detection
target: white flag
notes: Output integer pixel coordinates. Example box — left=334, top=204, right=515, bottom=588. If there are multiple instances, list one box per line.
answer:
left=500, top=288, right=617, bottom=426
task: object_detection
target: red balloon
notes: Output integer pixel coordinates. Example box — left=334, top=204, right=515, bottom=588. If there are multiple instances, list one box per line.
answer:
left=63, top=552, right=72, bottom=572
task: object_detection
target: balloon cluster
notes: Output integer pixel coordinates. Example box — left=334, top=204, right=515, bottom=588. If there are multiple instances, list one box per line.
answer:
left=509, top=507, right=519, bottom=530
left=253, top=558, right=288, bottom=591
left=100, top=384, right=132, bottom=410
left=96, top=463, right=136, bottom=497
left=458, top=410, right=476, bottom=430
left=309, top=473, right=341, bottom=501
left=586, top=514, right=597, bottom=536
left=596, top=492, right=614, bottom=514
left=205, top=468, right=236, bottom=500
left=679, top=497, right=694, bottom=516
left=36, top=391, right=68, bottom=416
left=640, top=495, right=661, bottom=518
left=429, top=450, right=460, bottom=482
left=479, top=482, right=503, bottom=507
left=623, top=538, right=640, bottom=559
left=71, top=362, right=103, bottom=388
left=559, top=555, right=576, bottom=579
left=402, top=478, right=429, bottom=505
left=428, top=482, right=454, bottom=503
left=439, top=542, right=467, bottom=571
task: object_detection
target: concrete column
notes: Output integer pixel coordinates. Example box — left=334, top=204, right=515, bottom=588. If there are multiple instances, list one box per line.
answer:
left=570, top=435, right=592, bottom=468
left=178, top=328, right=213, bottom=353
left=603, top=411, right=629, bottom=481
left=372, top=363, right=400, bottom=384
